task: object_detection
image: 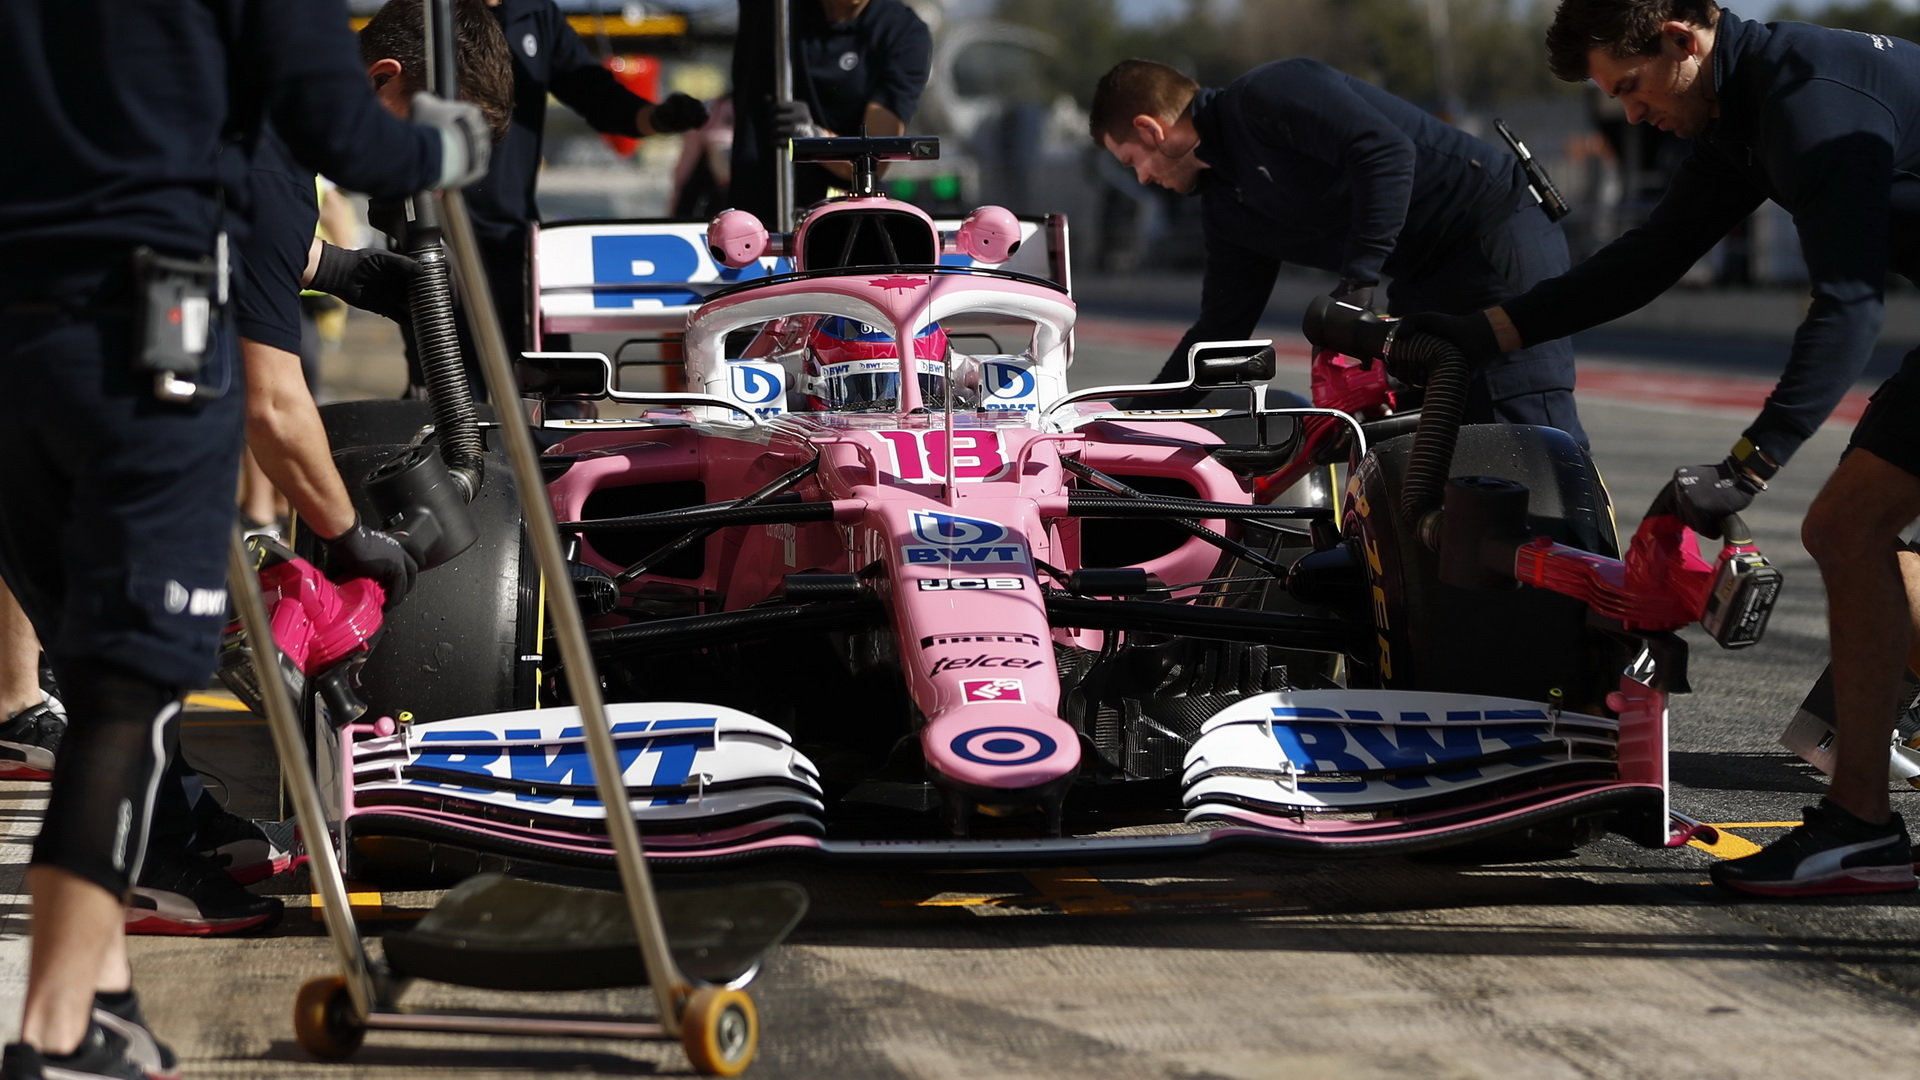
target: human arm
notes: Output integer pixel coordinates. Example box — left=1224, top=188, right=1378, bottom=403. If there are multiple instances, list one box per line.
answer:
left=241, top=341, right=418, bottom=599
left=245, top=0, right=443, bottom=196
left=240, top=340, right=356, bottom=541
left=1152, top=237, right=1282, bottom=388
left=1501, top=148, right=1763, bottom=346
left=1735, top=80, right=1897, bottom=469
left=541, top=8, right=705, bottom=137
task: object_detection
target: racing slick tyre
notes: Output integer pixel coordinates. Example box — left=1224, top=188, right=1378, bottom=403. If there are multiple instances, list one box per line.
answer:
left=680, top=986, right=759, bottom=1077
left=319, top=399, right=438, bottom=452
left=327, top=443, right=542, bottom=723
left=1345, top=423, right=1622, bottom=714
left=292, top=975, right=366, bottom=1060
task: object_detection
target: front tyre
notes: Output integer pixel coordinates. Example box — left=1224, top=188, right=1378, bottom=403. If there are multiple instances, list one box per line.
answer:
left=1345, top=423, right=1621, bottom=713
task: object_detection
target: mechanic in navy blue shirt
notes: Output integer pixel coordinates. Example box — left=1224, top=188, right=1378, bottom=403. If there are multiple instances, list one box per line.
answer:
left=730, top=0, right=933, bottom=228
left=448, top=0, right=707, bottom=373
left=0, top=1, right=486, bottom=1073
left=1400, top=0, right=1920, bottom=897
left=1089, top=58, right=1587, bottom=446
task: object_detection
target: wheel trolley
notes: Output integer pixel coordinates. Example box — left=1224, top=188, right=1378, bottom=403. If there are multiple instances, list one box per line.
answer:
left=219, top=4, right=805, bottom=1072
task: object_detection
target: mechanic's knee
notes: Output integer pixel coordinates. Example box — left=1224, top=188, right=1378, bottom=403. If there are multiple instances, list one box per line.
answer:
left=31, top=658, right=184, bottom=896
left=1801, top=496, right=1893, bottom=571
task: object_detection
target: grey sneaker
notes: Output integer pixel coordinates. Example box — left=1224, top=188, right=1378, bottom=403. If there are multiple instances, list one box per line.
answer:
left=0, top=695, right=64, bottom=781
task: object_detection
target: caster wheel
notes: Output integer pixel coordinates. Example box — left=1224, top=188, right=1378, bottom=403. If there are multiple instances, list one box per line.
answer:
left=293, top=975, right=366, bottom=1060
left=680, top=986, right=758, bottom=1077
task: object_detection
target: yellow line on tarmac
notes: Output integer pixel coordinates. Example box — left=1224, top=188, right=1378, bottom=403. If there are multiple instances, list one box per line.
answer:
left=309, top=886, right=386, bottom=920
left=185, top=692, right=250, bottom=712
left=1688, top=820, right=1802, bottom=860
left=1024, top=867, right=1137, bottom=915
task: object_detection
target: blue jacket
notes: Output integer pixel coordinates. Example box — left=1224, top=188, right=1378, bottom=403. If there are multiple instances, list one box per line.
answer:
left=467, top=0, right=656, bottom=245
left=1165, top=59, right=1531, bottom=383
left=1506, top=11, right=1920, bottom=467
left=0, top=0, right=441, bottom=261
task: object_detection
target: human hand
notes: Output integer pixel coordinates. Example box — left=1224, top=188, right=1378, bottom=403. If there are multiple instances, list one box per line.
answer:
left=322, top=518, right=420, bottom=606
left=1384, top=310, right=1501, bottom=386
left=774, top=99, right=822, bottom=140
left=1328, top=278, right=1375, bottom=312
left=648, top=93, right=709, bottom=134
left=1663, top=459, right=1761, bottom=540
left=412, top=93, right=491, bottom=189
left=309, top=244, right=420, bottom=324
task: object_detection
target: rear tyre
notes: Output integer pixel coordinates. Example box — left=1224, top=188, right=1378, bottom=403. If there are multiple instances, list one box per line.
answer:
left=1345, top=423, right=1623, bottom=713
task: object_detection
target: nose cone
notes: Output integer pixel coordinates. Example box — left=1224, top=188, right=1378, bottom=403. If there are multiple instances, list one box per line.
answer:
left=922, top=706, right=1080, bottom=792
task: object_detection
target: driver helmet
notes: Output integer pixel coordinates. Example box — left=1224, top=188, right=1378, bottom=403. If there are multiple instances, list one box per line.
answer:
left=802, top=316, right=952, bottom=411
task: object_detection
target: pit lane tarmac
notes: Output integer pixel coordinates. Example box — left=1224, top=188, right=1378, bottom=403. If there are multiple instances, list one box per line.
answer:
left=5, top=328, right=1920, bottom=1077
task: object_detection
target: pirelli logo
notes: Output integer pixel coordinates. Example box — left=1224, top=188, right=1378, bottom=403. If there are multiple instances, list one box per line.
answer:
left=919, top=632, right=1044, bottom=648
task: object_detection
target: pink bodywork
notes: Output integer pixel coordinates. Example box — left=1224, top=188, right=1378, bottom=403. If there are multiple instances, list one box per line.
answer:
left=541, top=265, right=1244, bottom=806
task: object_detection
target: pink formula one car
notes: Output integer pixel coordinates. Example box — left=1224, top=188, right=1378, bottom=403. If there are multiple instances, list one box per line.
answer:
left=301, top=137, right=1744, bottom=877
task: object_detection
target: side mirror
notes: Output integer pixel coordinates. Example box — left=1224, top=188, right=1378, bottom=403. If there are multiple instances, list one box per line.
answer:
left=1189, top=340, right=1277, bottom=388
left=518, top=351, right=613, bottom=399
left=706, top=209, right=769, bottom=268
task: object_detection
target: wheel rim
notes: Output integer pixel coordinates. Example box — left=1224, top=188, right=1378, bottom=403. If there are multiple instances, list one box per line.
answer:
left=715, top=1003, right=750, bottom=1063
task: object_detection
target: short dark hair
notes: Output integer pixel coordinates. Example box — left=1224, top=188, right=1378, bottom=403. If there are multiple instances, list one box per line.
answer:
left=1545, top=0, right=1721, bottom=81
left=359, top=0, right=515, bottom=142
left=1088, top=59, right=1198, bottom=147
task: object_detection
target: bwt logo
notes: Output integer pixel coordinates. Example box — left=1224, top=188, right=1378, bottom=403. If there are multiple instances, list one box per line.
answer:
left=731, top=365, right=783, bottom=404
left=412, top=718, right=718, bottom=806
left=904, top=510, right=1025, bottom=565
left=984, top=362, right=1035, bottom=399
left=910, top=510, right=1007, bottom=546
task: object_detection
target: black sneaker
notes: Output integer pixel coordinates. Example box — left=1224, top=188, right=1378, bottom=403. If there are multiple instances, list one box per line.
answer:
left=0, top=697, right=64, bottom=781
left=1710, top=799, right=1918, bottom=897
left=127, top=848, right=284, bottom=936
left=91, top=990, right=179, bottom=1080
left=192, top=801, right=297, bottom=886
left=1, top=1022, right=147, bottom=1080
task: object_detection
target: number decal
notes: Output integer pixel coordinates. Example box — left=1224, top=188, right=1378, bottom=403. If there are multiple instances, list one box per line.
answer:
left=875, top=431, right=1009, bottom=482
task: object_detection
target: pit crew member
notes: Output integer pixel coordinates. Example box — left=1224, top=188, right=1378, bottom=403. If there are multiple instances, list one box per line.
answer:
left=1089, top=57, right=1587, bottom=447
left=108, top=0, right=517, bottom=941
left=439, top=0, right=709, bottom=379
left=729, top=0, right=933, bottom=228
left=1397, top=0, right=1920, bottom=896
left=0, top=0, right=488, bottom=1075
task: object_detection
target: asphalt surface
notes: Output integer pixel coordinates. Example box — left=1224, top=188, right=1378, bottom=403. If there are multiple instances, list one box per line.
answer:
left=5, top=295, right=1920, bottom=1079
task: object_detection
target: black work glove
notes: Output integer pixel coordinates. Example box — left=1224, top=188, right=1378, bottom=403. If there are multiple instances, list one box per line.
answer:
left=309, top=244, right=421, bottom=324
left=1383, top=309, right=1502, bottom=386
left=1662, top=459, right=1761, bottom=540
left=1329, top=278, right=1375, bottom=312
left=773, top=99, right=823, bottom=140
left=648, top=93, right=709, bottom=135
left=321, top=517, right=419, bottom=607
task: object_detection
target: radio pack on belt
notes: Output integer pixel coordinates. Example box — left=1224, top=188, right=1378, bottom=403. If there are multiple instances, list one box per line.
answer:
left=132, top=237, right=227, bottom=402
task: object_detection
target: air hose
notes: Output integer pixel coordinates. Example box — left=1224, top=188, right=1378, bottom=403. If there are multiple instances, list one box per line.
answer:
left=1300, top=295, right=1469, bottom=549
left=403, top=200, right=486, bottom=501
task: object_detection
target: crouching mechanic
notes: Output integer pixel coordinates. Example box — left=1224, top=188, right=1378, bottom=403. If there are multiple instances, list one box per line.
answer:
left=109, top=0, right=519, bottom=940
left=0, top=1, right=488, bottom=1076
left=1089, top=58, right=1587, bottom=447
left=1395, top=0, right=1920, bottom=896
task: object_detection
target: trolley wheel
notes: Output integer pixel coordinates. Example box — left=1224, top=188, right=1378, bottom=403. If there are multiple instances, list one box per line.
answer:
left=680, top=986, right=758, bottom=1077
left=293, top=975, right=366, bottom=1060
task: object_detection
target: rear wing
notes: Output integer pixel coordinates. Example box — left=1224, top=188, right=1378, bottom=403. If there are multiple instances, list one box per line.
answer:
left=533, top=214, right=1070, bottom=343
